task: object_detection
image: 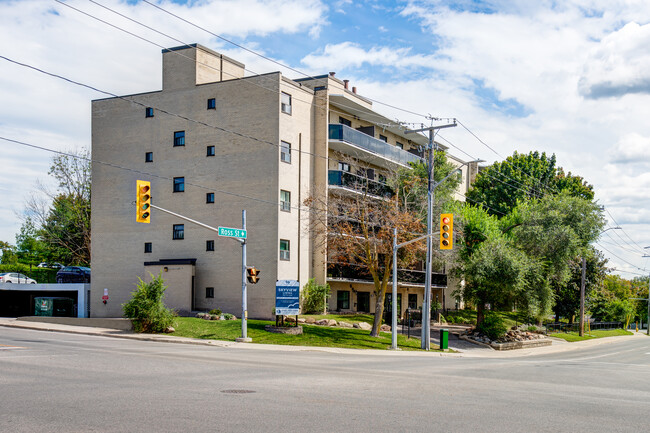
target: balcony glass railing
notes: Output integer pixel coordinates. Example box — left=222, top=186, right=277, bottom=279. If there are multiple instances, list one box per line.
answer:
left=328, top=124, right=423, bottom=166
left=328, top=170, right=393, bottom=198
left=327, top=262, right=447, bottom=287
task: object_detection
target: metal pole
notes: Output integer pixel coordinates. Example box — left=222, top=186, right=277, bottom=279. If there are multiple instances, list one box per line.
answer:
left=647, top=274, right=649, bottom=336
left=579, top=257, right=586, bottom=337
left=422, top=128, right=434, bottom=351
left=241, top=210, right=248, bottom=341
left=392, top=228, right=398, bottom=350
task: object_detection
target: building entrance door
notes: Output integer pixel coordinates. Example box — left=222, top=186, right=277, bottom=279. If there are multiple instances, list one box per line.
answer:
left=357, top=292, right=370, bottom=312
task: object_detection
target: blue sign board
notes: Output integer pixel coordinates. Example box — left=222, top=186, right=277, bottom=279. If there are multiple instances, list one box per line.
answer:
left=275, top=280, right=300, bottom=315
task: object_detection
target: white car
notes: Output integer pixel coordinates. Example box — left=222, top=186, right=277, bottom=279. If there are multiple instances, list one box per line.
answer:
left=0, top=273, right=37, bottom=284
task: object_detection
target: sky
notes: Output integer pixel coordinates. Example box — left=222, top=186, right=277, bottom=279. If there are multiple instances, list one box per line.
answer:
left=1, top=0, right=650, bottom=277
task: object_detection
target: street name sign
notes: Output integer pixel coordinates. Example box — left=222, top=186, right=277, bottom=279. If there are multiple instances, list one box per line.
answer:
left=275, top=280, right=300, bottom=316
left=218, top=226, right=247, bottom=239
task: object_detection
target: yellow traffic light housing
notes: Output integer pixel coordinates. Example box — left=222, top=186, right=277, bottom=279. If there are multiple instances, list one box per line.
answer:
left=246, top=267, right=260, bottom=284
left=136, top=180, right=151, bottom=223
left=440, top=213, right=453, bottom=250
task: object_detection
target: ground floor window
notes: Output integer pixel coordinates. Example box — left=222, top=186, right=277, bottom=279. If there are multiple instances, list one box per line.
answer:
left=357, top=291, right=370, bottom=312
left=408, top=293, right=418, bottom=310
left=337, top=290, right=350, bottom=310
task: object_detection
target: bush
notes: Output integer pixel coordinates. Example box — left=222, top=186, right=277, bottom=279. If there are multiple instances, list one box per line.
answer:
left=301, top=279, right=330, bottom=314
left=122, top=274, right=176, bottom=333
left=209, top=308, right=222, bottom=316
left=527, top=325, right=538, bottom=332
left=223, top=313, right=234, bottom=320
left=476, top=312, right=507, bottom=340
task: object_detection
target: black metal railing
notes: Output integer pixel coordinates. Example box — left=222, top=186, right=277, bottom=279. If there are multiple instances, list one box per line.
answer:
left=328, top=170, right=393, bottom=198
left=543, top=321, right=623, bottom=334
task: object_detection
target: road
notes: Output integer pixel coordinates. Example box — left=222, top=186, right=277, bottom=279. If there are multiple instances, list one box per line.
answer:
left=1, top=327, right=648, bottom=432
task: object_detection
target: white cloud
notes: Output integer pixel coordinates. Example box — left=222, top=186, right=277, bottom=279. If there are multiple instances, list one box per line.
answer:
left=609, top=133, right=650, bottom=165
left=301, top=42, right=434, bottom=71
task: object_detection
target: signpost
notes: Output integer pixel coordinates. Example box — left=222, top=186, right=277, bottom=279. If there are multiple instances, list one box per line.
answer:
left=218, top=226, right=247, bottom=239
left=275, top=280, right=300, bottom=316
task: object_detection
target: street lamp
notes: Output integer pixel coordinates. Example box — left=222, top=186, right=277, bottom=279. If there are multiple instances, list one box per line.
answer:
left=637, top=248, right=650, bottom=335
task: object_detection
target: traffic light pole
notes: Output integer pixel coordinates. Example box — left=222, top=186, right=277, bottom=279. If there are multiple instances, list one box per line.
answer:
left=148, top=203, right=251, bottom=341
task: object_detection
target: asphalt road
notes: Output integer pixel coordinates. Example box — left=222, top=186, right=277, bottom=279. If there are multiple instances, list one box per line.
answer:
left=1, top=327, right=648, bottom=433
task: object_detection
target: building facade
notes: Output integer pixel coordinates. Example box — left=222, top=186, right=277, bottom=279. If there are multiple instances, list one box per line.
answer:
left=90, top=44, right=476, bottom=319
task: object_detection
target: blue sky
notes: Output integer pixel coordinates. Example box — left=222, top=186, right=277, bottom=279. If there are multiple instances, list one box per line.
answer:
left=1, top=0, right=650, bottom=276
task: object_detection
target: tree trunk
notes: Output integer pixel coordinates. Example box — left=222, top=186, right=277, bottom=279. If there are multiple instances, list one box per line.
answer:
left=371, top=294, right=383, bottom=337
left=476, top=301, right=485, bottom=327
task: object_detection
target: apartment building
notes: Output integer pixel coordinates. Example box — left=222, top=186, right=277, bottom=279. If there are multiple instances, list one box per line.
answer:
left=90, top=44, right=476, bottom=319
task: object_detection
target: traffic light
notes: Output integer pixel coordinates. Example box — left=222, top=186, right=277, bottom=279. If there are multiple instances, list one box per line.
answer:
left=440, top=213, right=453, bottom=250
left=246, top=267, right=260, bottom=284
left=136, top=180, right=151, bottom=223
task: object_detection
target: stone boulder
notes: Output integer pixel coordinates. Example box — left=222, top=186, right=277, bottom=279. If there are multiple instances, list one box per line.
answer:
left=354, top=322, right=372, bottom=330
left=380, top=324, right=391, bottom=332
left=304, top=317, right=316, bottom=324
left=327, top=319, right=338, bottom=327
left=315, top=319, right=329, bottom=326
left=338, top=321, right=353, bottom=328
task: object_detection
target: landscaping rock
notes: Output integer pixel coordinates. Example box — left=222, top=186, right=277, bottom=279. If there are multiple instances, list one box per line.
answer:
left=285, top=316, right=296, bottom=323
left=315, top=319, right=329, bottom=326
left=165, top=326, right=175, bottom=333
left=380, top=324, right=391, bottom=332
left=297, top=318, right=306, bottom=323
left=354, top=322, right=372, bottom=330
left=327, top=319, right=338, bottom=327
left=304, top=317, right=316, bottom=324
left=210, top=314, right=220, bottom=320
left=338, top=321, right=353, bottom=328
left=264, top=325, right=303, bottom=335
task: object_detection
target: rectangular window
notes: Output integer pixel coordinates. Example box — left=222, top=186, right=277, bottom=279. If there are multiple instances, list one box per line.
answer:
left=206, top=240, right=215, bottom=251
left=174, top=131, right=185, bottom=147
left=396, top=141, right=404, bottom=150
left=281, top=92, right=292, bottom=114
left=337, top=290, right=350, bottom=310
left=280, top=239, right=290, bottom=261
left=144, top=242, right=152, bottom=253
left=206, top=287, right=214, bottom=298
left=207, top=145, right=215, bottom=157
left=339, top=116, right=352, bottom=127
left=145, top=152, right=153, bottom=163
left=173, top=224, right=184, bottom=240
left=145, top=107, right=154, bottom=118
left=408, top=293, right=418, bottom=310
left=338, top=162, right=350, bottom=172
left=207, top=98, right=216, bottom=109
left=173, top=177, right=185, bottom=193
left=206, top=192, right=215, bottom=203
left=280, top=190, right=291, bottom=212
left=379, top=134, right=388, bottom=143
left=280, top=141, right=291, bottom=163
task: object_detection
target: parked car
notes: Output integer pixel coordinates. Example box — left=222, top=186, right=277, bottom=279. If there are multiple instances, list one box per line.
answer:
left=37, top=262, right=65, bottom=269
left=0, top=273, right=37, bottom=284
left=56, top=266, right=90, bottom=283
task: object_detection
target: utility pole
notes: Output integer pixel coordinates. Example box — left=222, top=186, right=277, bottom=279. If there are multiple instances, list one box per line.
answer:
left=579, top=257, right=586, bottom=337
left=405, top=119, right=457, bottom=350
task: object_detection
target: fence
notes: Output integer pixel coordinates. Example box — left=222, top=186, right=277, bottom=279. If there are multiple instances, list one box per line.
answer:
left=543, top=321, right=623, bottom=334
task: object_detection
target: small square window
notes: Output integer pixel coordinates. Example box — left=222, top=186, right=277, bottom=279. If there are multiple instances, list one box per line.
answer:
left=206, top=287, right=214, bottom=298
left=379, top=134, right=388, bottom=143
left=173, top=224, right=184, bottom=240
left=174, top=131, right=185, bottom=147
left=280, top=190, right=291, bottom=212
left=173, top=177, right=185, bottom=193
left=396, top=141, right=404, bottom=150
left=338, top=162, right=350, bottom=172
left=145, top=152, right=153, bottom=163
left=280, top=239, right=290, bottom=261
left=206, top=240, right=215, bottom=251
left=339, top=116, right=351, bottom=127
left=281, top=141, right=291, bottom=163
left=145, top=107, right=154, bottom=118
left=206, top=192, right=215, bottom=203
left=207, top=98, right=216, bottom=109
left=207, top=145, right=215, bottom=157
left=281, top=92, right=292, bottom=115
left=144, top=242, right=152, bottom=253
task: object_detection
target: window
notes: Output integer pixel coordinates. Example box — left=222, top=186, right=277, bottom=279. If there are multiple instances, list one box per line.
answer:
left=173, top=177, right=185, bottom=193
left=379, top=134, right=388, bottom=143
left=207, top=145, right=215, bottom=157
left=145, top=152, right=153, bottom=163
left=408, top=293, right=418, bottom=310
left=281, top=92, right=292, bottom=114
left=144, top=242, right=152, bottom=253
left=281, top=141, right=291, bottom=163
left=337, top=290, right=350, bottom=310
left=206, top=192, right=215, bottom=203
left=173, top=131, right=185, bottom=147
left=280, top=239, right=290, bottom=260
left=338, top=162, right=350, bottom=172
left=145, top=107, right=154, bottom=118
left=207, top=98, right=216, bottom=109
left=206, top=287, right=214, bottom=298
left=173, top=224, right=184, bottom=240
left=280, top=190, right=291, bottom=212
left=206, top=240, right=215, bottom=251
left=396, top=141, right=404, bottom=150
left=339, top=116, right=352, bottom=127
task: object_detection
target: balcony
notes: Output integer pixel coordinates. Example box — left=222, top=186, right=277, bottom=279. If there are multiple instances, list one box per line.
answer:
left=328, top=124, right=423, bottom=169
left=327, top=262, right=447, bottom=287
left=328, top=170, right=393, bottom=198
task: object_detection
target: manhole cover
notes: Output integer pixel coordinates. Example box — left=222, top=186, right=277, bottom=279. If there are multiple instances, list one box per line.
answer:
left=221, top=389, right=256, bottom=394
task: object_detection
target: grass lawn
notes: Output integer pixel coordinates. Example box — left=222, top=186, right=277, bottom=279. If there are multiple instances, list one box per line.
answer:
left=171, top=317, right=445, bottom=351
left=550, top=328, right=633, bottom=342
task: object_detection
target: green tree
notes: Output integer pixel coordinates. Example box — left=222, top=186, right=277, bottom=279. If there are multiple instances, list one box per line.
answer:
left=466, top=151, right=594, bottom=216
left=0, top=241, right=18, bottom=265
left=301, top=279, right=330, bottom=314
left=15, top=217, right=47, bottom=265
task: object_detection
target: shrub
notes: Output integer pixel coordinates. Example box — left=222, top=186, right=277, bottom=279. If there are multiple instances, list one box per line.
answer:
left=527, top=325, right=538, bottom=332
left=122, top=273, right=175, bottom=333
left=476, top=312, right=507, bottom=340
left=223, top=313, right=234, bottom=320
left=301, top=279, right=330, bottom=314
left=209, top=308, right=222, bottom=316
